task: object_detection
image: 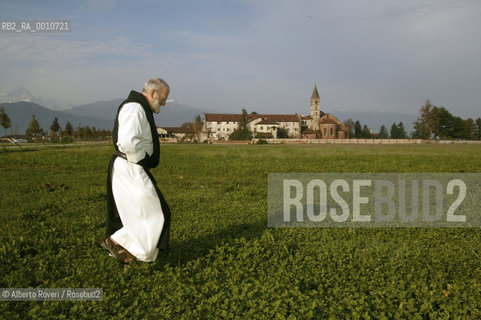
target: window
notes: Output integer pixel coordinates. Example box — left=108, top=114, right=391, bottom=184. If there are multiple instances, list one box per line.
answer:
left=267, top=126, right=270, bottom=130
left=260, top=126, right=263, bottom=130
left=330, top=128, right=333, bottom=136
left=217, top=128, right=220, bottom=131
left=294, top=128, right=298, bottom=131
left=324, top=128, right=327, bottom=136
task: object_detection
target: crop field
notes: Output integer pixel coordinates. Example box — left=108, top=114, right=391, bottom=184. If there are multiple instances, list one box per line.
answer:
left=1, top=143, right=481, bottom=319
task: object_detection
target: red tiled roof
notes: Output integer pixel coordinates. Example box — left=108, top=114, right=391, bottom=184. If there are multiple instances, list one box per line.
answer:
left=320, top=118, right=338, bottom=124
left=319, top=114, right=343, bottom=125
left=205, top=113, right=299, bottom=123
left=259, top=114, right=299, bottom=122
left=256, top=119, right=279, bottom=125
left=246, top=114, right=262, bottom=122
left=160, top=126, right=194, bottom=133
left=204, top=114, right=243, bottom=122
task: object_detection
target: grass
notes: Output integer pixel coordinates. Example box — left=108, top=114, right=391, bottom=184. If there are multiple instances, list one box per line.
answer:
left=1, top=143, right=481, bottom=319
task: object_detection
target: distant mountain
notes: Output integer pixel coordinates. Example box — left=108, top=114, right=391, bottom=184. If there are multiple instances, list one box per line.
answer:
left=67, top=99, right=217, bottom=126
left=2, top=87, right=34, bottom=102
left=153, top=102, right=217, bottom=126
left=1, top=99, right=219, bottom=135
left=1, top=102, right=113, bottom=135
left=0, top=87, right=69, bottom=111
left=66, top=98, right=124, bottom=120
left=334, top=111, right=418, bottom=133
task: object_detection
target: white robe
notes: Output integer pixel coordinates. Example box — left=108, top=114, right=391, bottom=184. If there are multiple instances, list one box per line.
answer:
left=110, top=102, right=165, bottom=262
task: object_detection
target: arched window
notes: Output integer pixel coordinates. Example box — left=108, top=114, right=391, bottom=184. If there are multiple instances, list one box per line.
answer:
left=324, top=128, right=327, bottom=136
left=330, top=127, right=333, bottom=136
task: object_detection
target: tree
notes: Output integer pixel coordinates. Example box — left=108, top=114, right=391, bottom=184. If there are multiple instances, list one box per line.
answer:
left=379, top=125, right=389, bottom=139
left=194, top=115, right=202, bottom=140
left=397, top=122, right=407, bottom=139
left=50, top=117, right=60, bottom=142
left=463, top=118, right=475, bottom=140
left=475, top=118, right=481, bottom=140
left=0, top=107, right=11, bottom=138
left=362, top=125, right=371, bottom=138
left=413, top=99, right=435, bottom=139
left=354, top=120, right=362, bottom=138
left=73, top=123, right=82, bottom=138
left=65, top=121, right=73, bottom=136
left=26, top=115, right=41, bottom=138
left=390, top=123, right=399, bottom=138
left=181, top=122, right=193, bottom=128
left=83, top=126, right=93, bottom=140
left=0, top=107, right=11, bottom=151
left=179, top=122, right=195, bottom=142
left=277, top=128, right=289, bottom=138
left=344, top=118, right=355, bottom=138
left=229, top=108, right=252, bottom=140
left=50, top=117, right=60, bottom=135
left=431, top=106, right=453, bottom=139
left=451, top=116, right=467, bottom=140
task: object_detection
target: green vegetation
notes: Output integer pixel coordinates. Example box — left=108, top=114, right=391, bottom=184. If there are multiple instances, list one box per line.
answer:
left=1, top=144, right=481, bottom=318
left=229, top=109, right=253, bottom=140
left=390, top=122, right=407, bottom=139
left=413, top=99, right=481, bottom=140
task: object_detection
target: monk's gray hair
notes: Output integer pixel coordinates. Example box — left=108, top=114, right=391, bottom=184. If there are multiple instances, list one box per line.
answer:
left=143, top=78, right=170, bottom=93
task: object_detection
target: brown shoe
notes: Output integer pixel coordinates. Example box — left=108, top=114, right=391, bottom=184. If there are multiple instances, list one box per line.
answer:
left=101, top=237, right=137, bottom=264
left=116, top=245, right=138, bottom=264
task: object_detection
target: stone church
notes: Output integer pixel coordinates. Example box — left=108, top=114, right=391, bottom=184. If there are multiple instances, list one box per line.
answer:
left=300, top=84, right=348, bottom=139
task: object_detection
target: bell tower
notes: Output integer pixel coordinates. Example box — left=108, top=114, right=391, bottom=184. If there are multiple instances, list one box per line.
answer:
left=310, top=83, right=321, bottom=130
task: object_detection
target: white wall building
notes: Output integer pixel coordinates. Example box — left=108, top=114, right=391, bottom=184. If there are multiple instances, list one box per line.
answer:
left=203, top=113, right=301, bottom=140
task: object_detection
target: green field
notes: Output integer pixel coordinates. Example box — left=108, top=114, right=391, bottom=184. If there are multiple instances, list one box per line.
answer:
left=1, top=143, right=481, bottom=319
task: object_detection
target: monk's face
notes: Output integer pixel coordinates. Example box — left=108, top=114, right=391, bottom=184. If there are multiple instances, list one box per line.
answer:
left=150, top=88, right=169, bottom=113
left=155, top=87, right=169, bottom=107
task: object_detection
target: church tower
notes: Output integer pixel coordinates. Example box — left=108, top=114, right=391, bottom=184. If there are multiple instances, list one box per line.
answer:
left=310, top=83, right=321, bottom=130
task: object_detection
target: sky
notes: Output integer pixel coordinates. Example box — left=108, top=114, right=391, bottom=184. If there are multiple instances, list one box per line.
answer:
left=0, top=0, right=480, bottom=118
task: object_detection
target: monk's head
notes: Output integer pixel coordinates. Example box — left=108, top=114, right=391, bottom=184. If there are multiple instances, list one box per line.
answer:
left=142, top=78, right=170, bottom=114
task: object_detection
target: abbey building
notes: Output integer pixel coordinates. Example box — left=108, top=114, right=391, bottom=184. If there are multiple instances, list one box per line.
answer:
left=160, top=84, right=348, bottom=141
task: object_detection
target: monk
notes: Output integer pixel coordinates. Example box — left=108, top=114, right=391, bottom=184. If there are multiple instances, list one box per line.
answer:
left=102, top=78, right=171, bottom=264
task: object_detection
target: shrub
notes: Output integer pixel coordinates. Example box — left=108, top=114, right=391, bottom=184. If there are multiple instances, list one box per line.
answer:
left=61, top=136, right=75, bottom=144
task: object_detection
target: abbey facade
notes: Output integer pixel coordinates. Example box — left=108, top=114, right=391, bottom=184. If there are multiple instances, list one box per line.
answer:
left=161, top=84, right=349, bottom=141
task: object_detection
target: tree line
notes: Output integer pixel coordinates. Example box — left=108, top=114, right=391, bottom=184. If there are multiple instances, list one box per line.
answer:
left=343, top=119, right=408, bottom=139
left=0, top=108, right=111, bottom=143
left=412, top=100, right=481, bottom=140
left=343, top=100, right=480, bottom=140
